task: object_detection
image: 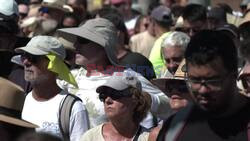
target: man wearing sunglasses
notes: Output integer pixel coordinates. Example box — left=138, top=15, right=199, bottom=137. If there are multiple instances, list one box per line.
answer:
left=15, top=36, right=90, bottom=141
left=157, top=30, right=250, bottom=141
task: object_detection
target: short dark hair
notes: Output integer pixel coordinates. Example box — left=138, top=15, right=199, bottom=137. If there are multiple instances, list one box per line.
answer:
left=182, top=4, right=207, bottom=23
left=185, top=30, right=238, bottom=74
left=99, top=8, right=129, bottom=45
left=240, top=38, right=250, bottom=60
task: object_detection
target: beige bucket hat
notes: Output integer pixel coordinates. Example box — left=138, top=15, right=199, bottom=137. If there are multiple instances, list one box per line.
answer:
left=57, top=18, right=119, bottom=66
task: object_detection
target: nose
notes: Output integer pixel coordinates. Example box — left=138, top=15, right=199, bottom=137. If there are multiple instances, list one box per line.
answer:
left=22, top=57, right=32, bottom=66
left=104, top=96, right=113, bottom=105
left=197, top=84, right=210, bottom=95
left=167, top=60, right=178, bottom=73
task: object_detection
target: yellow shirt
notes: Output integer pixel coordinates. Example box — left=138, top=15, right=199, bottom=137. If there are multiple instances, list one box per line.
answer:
left=149, top=32, right=171, bottom=76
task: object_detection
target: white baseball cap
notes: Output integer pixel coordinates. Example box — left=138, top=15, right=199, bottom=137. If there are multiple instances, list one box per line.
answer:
left=0, top=0, right=18, bottom=16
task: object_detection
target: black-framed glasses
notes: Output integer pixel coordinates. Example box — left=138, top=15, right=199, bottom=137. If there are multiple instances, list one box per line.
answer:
left=21, top=53, right=44, bottom=64
left=99, top=89, right=132, bottom=102
left=186, top=76, right=226, bottom=90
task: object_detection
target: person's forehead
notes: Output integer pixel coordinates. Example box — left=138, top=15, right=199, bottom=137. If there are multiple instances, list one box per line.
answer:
left=163, top=46, right=184, bottom=57
left=183, top=20, right=205, bottom=28
left=186, top=59, right=227, bottom=76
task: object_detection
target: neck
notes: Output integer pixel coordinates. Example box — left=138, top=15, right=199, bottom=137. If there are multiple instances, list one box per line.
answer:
left=155, top=26, right=169, bottom=38
left=32, top=80, right=61, bottom=101
left=109, top=119, right=138, bottom=138
left=116, top=45, right=128, bottom=60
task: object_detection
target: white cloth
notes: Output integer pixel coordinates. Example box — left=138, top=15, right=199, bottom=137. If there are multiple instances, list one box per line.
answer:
left=58, top=67, right=171, bottom=128
left=22, top=90, right=90, bottom=141
left=80, top=123, right=149, bottom=141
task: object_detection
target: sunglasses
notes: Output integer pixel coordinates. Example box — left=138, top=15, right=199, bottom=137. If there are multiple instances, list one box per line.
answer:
left=99, top=89, right=132, bottom=102
left=21, top=53, right=44, bottom=64
left=39, top=7, right=49, bottom=14
left=165, top=81, right=189, bottom=94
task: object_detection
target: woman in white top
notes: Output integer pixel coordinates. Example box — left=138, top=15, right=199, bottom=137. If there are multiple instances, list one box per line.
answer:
left=81, top=72, right=151, bottom=141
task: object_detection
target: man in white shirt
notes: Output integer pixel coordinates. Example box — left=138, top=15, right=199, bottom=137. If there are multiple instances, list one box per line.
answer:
left=15, top=36, right=90, bottom=141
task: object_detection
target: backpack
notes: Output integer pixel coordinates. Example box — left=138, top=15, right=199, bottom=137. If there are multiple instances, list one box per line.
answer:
left=59, top=94, right=82, bottom=141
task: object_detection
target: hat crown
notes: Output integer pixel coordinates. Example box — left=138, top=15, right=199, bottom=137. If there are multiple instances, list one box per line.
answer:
left=82, top=18, right=118, bottom=64
left=96, top=70, right=142, bottom=93
left=151, top=5, right=173, bottom=25
left=0, top=0, right=18, bottom=16
left=27, top=35, right=66, bottom=59
left=0, top=77, right=25, bottom=111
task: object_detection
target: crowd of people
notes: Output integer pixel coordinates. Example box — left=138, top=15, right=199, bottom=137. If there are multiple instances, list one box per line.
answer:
left=1, top=0, right=250, bottom=141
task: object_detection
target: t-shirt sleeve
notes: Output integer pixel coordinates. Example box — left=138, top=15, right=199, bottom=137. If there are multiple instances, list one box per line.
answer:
left=69, top=101, right=90, bottom=141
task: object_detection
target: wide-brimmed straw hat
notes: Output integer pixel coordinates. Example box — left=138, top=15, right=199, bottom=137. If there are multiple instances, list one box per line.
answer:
left=0, top=77, right=38, bottom=128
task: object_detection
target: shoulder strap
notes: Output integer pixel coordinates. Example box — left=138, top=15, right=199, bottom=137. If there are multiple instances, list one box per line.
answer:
left=59, top=94, right=82, bottom=140
left=164, top=104, right=193, bottom=141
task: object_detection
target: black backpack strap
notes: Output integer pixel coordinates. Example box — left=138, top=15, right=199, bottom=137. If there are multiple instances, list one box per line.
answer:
left=59, top=94, right=82, bottom=141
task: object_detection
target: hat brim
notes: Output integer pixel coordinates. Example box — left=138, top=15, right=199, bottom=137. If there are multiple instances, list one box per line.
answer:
left=96, top=83, right=128, bottom=94
left=58, top=27, right=106, bottom=48
left=57, top=27, right=122, bottom=67
left=151, top=78, right=185, bottom=97
left=0, top=114, right=38, bottom=128
left=15, top=46, right=48, bottom=56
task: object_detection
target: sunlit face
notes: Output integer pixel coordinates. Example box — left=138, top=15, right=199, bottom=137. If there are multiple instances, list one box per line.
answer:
left=166, top=80, right=189, bottom=111
left=74, top=38, right=107, bottom=67
left=21, top=53, right=56, bottom=86
left=162, top=46, right=184, bottom=75
left=102, top=88, right=136, bottom=120
left=186, top=58, right=234, bottom=113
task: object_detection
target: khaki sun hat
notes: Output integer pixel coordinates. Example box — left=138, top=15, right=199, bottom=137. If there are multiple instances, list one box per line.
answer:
left=15, top=35, right=66, bottom=60
left=0, top=77, right=38, bottom=128
left=57, top=18, right=119, bottom=66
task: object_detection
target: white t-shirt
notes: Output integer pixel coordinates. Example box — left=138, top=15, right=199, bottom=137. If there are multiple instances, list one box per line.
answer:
left=58, top=68, right=171, bottom=128
left=80, top=123, right=149, bottom=141
left=22, top=90, right=90, bottom=141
